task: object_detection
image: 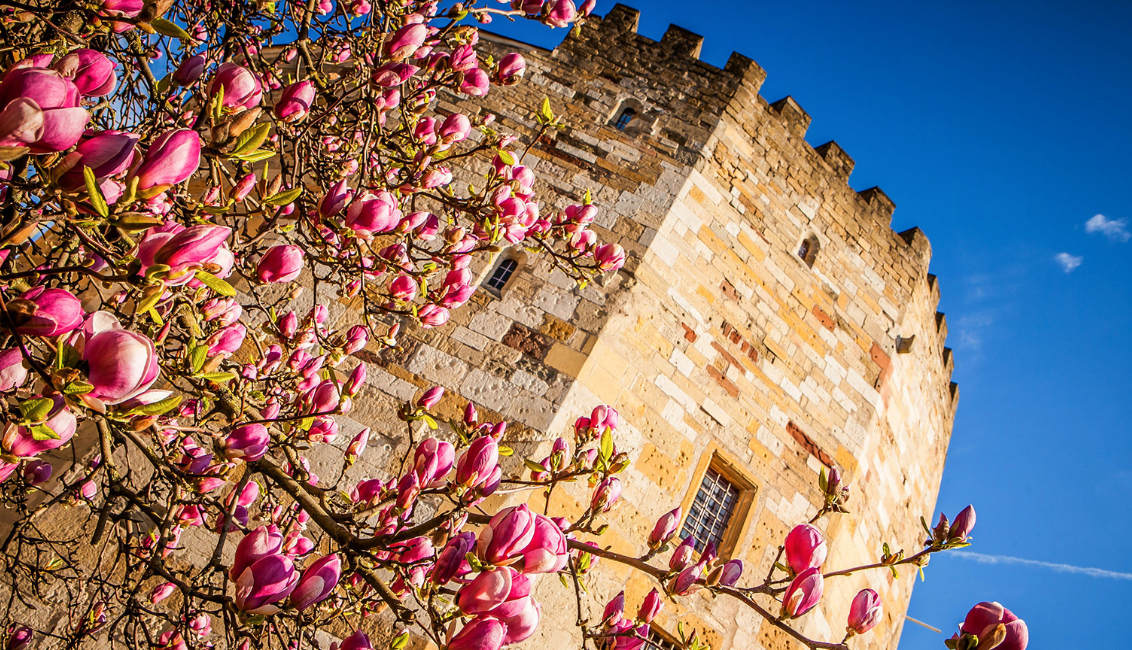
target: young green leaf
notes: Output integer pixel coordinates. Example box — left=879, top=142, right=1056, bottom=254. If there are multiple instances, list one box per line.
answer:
left=82, top=166, right=109, bottom=218
left=152, top=18, right=194, bottom=41
left=193, top=270, right=237, bottom=296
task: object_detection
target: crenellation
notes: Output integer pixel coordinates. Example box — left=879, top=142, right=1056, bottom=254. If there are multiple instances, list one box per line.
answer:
left=660, top=24, right=705, bottom=59
left=814, top=140, right=856, bottom=179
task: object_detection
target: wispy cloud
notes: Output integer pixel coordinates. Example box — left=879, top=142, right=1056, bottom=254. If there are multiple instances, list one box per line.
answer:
left=1055, top=252, right=1083, bottom=273
left=1085, top=214, right=1131, bottom=242
left=951, top=551, right=1132, bottom=580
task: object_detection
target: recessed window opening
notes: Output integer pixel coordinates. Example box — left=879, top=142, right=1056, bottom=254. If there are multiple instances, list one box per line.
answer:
left=614, top=108, right=636, bottom=131
left=797, top=234, right=819, bottom=268
left=647, top=629, right=680, bottom=650
left=680, top=467, right=739, bottom=552
left=485, top=258, right=518, bottom=291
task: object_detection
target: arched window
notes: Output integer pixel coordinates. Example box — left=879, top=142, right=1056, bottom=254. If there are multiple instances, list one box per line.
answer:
left=485, top=258, right=518, bottom=292
left=797, top=235, right=819, bottom=268
left=614, top=108, right=636, bottom=131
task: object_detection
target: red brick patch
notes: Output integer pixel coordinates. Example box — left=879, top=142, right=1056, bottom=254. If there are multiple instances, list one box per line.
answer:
left=681, top=323, right=697, bottom=342
left=706, top=365, right=740, bottom=398
left=786, top=421, right=834, bottom=467
left=812, top=306, right=835, bottom=332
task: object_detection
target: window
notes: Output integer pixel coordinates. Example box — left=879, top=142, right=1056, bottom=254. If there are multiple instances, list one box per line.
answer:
left=614, top=108, right=636, bottom=131
left=485, top=258, right=518, bottom=292
left=797, top=234, right=819, bottom=268
left=647, top=630, right=680, bottom=650
left=680, top=467, right=739, bottom=552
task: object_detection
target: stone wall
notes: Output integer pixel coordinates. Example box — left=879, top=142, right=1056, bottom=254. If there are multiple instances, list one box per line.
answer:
left=349, top=5, right=958, bottom=650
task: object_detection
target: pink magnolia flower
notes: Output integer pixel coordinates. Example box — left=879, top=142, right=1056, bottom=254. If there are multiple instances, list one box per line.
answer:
left=370, top=62, right=418, bottom=87
left=961, top=602, right=1028, bottom=650
left=389, top=274, right=418, bottom=301
left=344, top=364, right=366, bottom=396
left=438, top=113, right=471, bottom=144
left=594, top=243, right=626, bottom=271
left=495, top=53, right=526, bottom=85
left=97, top=0, right=143, bottom=31
left=782, top=567, right=823, bottom=618
left=257, top=245, right=304, bottom=283
left=649, top=507, right=681, bottom=549
left=949, top=505, right=976, bottom=542
left=477, top=505, right=536, bottom=566
left=668, top=536, right=695, bottom=572
left=448, top=616, right=506, bottom=650
left=290, top=554, right=341, bottom=610
left=718, top=559, right=743, bottom=587
left=3, top=395, right=77, bottom=457
left=152, top=224, right=230, bottom=279
left=208, top=63, right=263, bottom=112
left=668, top=562, right=703, bottom=596
left=413, top=437, right=454, bottom=487
left=338, top=631, right=372, bottom=650
left=319, top=179, right=352, bottom=217
left=591, top=476, right=621, bottom=513
left=229, top=525, right=284, bottom=581
left=58, top=130, right=139, bottom=192
left=0, top=67, right=89, bottom=152
left=432, top=531, right=475, bottom=585
left=172, top=55, right=206, bottom=86
left=603, top=591, right=625, bottom=626
left=234, top=554, right=299, bottom=615
left=518, top=513, right=568, bottom=574
left=131, top=129, right=201, bottom=196
left=456, top=436, right=499, bottom=490
left=274, top=80, right=316, bottom=123
left=847, top=588, right=882, bottom=635
left=345, top=192, right=401, bottom=237
left=83, top=329, right=160, bottom=405
left=150, top=582, right=176, bottom=604
left=12, top=287, right=83, bottom=337
left=207, top=323, right=246, bottom=357
left=416, top=386, right=444, bottom=409
left=500, top=597, right=541, bottom=644
left=456, top=567, right=532, bottom=619
left=546, top=0, right=576, bottom=27
left=638, top=588, right=663, bottom=623
left=224, top=424, right=270, bottom=461
left=385, top=23, right=429, bottom=60
left=417, top=304, right=449, bottom=328
left=22, top=459, right=51, bottom=486
left=51, top=49, right=116, bottom=97
left=459, top=68, right=490, bottom=96
left=784, top=524, right=828, bottom=574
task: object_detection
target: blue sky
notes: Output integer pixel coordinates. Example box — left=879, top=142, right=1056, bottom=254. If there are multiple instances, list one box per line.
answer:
left=489, top=1, right=1132, bottom=647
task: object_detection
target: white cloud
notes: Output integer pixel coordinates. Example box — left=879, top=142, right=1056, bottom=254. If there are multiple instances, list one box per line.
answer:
left=952, top=550, right=1132, bottom=581
left=1085, top=214, right=1131, bottom=242
left=1055, top=252, right=1082, bottom=273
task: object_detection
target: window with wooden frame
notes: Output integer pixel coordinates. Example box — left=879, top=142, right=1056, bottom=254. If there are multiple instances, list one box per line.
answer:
left=480, top=251, right=525, bottom=297
left=646, top=628, right=680, bottom=650
left=677, top=444, right=759, bottom=558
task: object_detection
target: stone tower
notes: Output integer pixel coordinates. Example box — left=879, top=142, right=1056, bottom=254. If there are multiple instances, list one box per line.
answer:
left=329, top=5, right=957, bottom=650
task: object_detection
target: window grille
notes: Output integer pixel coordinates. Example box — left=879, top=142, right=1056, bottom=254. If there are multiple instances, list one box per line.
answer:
left=486, top=258, right=518, bottom=291
left=647, top=630, right=680, bottom=650
left=680, top=467, right=738, bottom=551
left=615, top=108, right=636, bottom=131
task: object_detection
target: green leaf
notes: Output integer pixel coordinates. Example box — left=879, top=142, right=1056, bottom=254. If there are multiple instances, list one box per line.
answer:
left=113, top=213, right=165, bottom=232
left=190, top=344, right=208, bottom=373
left=232, top=149, right=276, bottom=163
left=818, top=466, right=827, bottom=492
left=497, top=445, right=513, bottom=457
left=524, top=459, right=549, bottom=474
left=496, top=150, right=516, bottom=166
left=56, top=339, right=80, bottom=369
left=391, top=632, right=410, bottom=650
left=82, top=166, right=109, bottom=218
left=538, top=97, right=554, bottom=124
left=62, top=381, right=94, bottom=395
left=194, top=270, right=236, bottom=296
left=20, top=397, right=55, bottom=423
left=233, top=122, right=271, bottom=155
left=127, top=394, right=183, bottom=416
left=152, top=18, right=194, bottom=41
left=583, top=188, right=592, bottom=205
left=599, top=426, right=613, bottom=463
left=29, top=423, right=59, bottom=441
left=136, top=283, right=165, bottom=314
left=264, top=186, right=302, bottom=206
left=421, top=413, right=438, bottom=430
left=198, top=371, right=236, bottom=383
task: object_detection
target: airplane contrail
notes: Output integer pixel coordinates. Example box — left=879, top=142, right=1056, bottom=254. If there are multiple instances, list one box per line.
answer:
left=950, top=551, right=1132, bottom=581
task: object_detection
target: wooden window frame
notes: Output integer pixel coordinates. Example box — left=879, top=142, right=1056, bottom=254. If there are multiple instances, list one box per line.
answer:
left=677, top=442, right=760, bottom=560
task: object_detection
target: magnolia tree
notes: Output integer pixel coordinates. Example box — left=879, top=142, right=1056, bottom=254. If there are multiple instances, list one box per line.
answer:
left=0, top=1, right=1026, bottom=650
